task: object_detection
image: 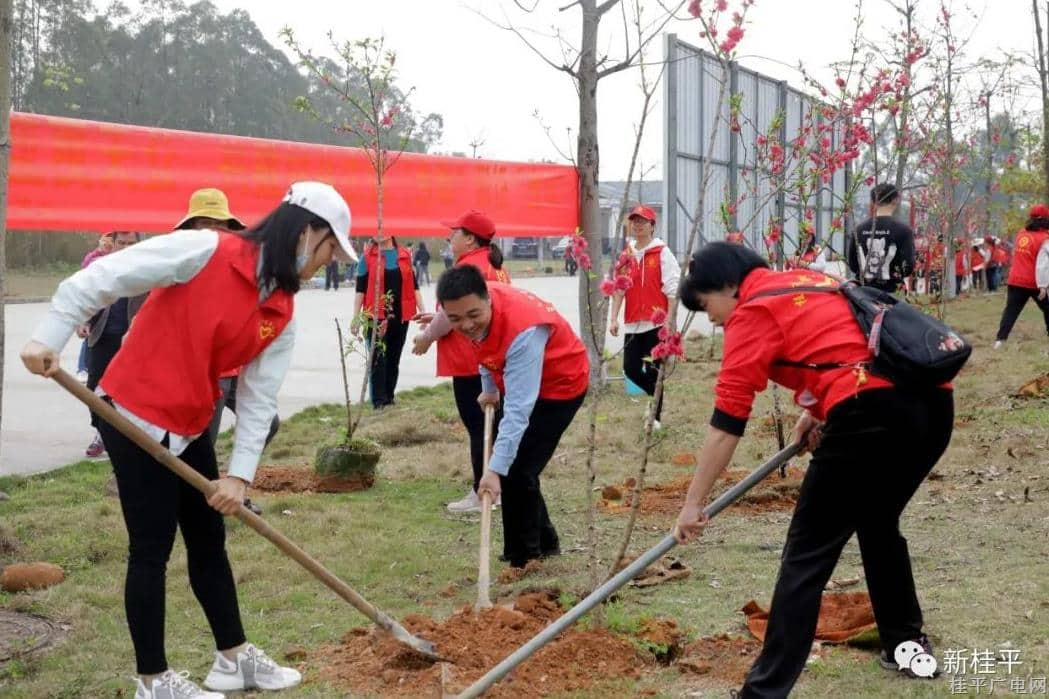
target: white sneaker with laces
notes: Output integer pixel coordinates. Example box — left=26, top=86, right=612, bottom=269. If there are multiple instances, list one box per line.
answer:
left=993, top=340, right=1003, bottom=350
left=204, top=643, right=301, bottom=692
left=134, top=670, right=224, bottom=699
left=447, top=489, right=500, bottom=513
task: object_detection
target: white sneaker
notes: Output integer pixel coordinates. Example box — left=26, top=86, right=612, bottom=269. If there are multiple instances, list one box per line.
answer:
left=447, top=489, right=500, bottom=513
left=134, top=670, right=224, bottom=699
left=993, top=340, right=1003, bottom=350
left=652, top=419, right=663, bottom=431
left=204, top=644, right=301, bottom=691
left=76, top=370, right=89, bottom=383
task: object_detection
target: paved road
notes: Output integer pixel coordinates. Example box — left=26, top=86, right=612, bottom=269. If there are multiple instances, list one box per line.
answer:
left=0, top=275, right=709, bottom=477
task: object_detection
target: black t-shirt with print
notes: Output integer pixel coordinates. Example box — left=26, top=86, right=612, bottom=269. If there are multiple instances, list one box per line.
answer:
left=846, top=215, right=915, bottom=291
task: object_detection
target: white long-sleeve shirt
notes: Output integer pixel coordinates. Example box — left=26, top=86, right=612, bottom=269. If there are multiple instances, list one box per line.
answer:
left=1037, top=240, right=1049, bottom=289
left=622, top=237, right=681, bottom=334
left=31, top=229, right=295, bottom=482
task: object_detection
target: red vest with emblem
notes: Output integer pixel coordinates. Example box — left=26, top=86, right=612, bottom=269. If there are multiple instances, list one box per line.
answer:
left=1007, top=229, right=1049, bottom=289
left=437, top=247, right=512, bottom=377
left=716, top=269, right=894, bottom=422
left=362, top=244, right=417, bottom=320
left=101, top=233, right=294, bottom=435
left=623, top=244, right=668, bottom=324
left=475, top=283, right=589, bottom=399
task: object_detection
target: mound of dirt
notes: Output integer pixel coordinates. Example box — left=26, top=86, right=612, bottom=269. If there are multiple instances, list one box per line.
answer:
left=676, top=633, right=761, bottom=685
left=250, top=466, right=373, bottom=494
left=1016, top=373, right=1049, bottom=398
left=496, top=559, right=544, bottom=584
left=742, top=591, right=877, bottom=643
left=601, top=466, right=807, bottom=516
left=314, top=591, right=649, bottom=697
left=1, top=562, right=66, bottom=592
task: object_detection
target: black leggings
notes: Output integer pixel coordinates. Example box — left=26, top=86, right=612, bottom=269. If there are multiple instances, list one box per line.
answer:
left=623, top=327, right=664, bottom=420
left=739, top=387, right=953, bottom=698
left=98, top=422, right=246, bottom=675
left=86, top=334, right=122, bottom=429
left=367, top=319, right=409, bottom=408
left=995, top=285, right=1049, bottom=341
left=452, top=374, right=503, bottom=492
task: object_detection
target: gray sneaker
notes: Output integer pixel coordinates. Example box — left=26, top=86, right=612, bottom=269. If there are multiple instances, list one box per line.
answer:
left=134, top=670, right=224, bottom=699
left=204, top=643, right=301, bottom=691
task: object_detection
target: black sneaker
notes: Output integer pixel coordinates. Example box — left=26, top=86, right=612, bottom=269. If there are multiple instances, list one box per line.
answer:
left=879, top=634, right=940, bottom=678
left=498, top=547, right=560, bottom=563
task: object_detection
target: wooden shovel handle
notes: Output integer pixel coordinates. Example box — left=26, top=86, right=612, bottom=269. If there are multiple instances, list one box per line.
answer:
left=477, top=404, right=496, bottom=609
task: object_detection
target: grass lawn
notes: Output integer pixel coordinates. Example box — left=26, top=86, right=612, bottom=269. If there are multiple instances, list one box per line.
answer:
left=1, top=292, right=1048, bottom=697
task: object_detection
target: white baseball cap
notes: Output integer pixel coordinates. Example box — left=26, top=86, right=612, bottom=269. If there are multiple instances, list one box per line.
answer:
left=283, top=181, right=357, bottom=262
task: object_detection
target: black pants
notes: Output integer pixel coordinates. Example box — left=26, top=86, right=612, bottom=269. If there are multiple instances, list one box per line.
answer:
left=207, top=375, right=280, bottom=448
left=98, top=423, right=246, bottom=674
left=995, top=284, right=1049, bottom=341
left=415, top=262, right=431, bottom=286
left=86, top=334, right=123, bottom=429
left=623, top=327, right=664, bottom=421
left=367, top=319, right=409, bottom=408
left=324, top=261, right=340, bottom=290
left=452, top=375, right=503, bottom=492
left=500, top=393, right=585, bottom=566
left=739, top=387, right=953, bottom=698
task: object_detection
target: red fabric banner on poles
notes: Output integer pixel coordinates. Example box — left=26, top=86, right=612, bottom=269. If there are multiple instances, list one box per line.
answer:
left=8, top=112, right=579, bottom=237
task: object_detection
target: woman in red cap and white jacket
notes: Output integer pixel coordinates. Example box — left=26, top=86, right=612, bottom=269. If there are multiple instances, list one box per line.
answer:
left=608, top=205, right=680, bottom=429
left=412, top=209, right=511, bottom=514
left=21, top=182, right=355, bottom=699
left=994, top=204, right=1049, bottom=348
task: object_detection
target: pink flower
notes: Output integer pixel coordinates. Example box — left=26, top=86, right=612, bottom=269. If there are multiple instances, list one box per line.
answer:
left=599, top=278, right=616, bottom=297
left=650, top=308, right=668, bottom=326
left=687, top=0, right=701, bottom=17
left=716, top=0, right=728, bottom=10
left=652, top=332, right=685, bottom=361
left=614, top=274, right=633, bottom=291
left=577, top=253, right=592, bottom=271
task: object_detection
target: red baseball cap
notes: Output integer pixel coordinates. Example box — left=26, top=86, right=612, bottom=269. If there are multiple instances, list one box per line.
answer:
left=628, top=205, right=657, bottom=222
left=441, top=209, right=496, bottom=240
left=1030, top=204, right=1049, bottom=219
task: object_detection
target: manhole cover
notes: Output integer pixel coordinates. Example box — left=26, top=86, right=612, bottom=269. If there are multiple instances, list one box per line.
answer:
left=0, top=610, right=67, bottom=665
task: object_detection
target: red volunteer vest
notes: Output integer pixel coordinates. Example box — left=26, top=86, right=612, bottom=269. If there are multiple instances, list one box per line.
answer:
left=716, top=269, right=894, bottom=422
left=1007, top=230, right=1049, bottom=289
left=101, top=233, right=294, bottom=435
left=437, top=247, right=512, bottom=377
left=969, top=249, right=985, bottom=272
left=475, top=283, right=589, bottom=400
left=954, top=250, right=967, bottom=276
left=991, top=245, right=1009, bottom=265
left=362, top=245, right=417, bottom=320
left=623, top=244, right=668, bottom=324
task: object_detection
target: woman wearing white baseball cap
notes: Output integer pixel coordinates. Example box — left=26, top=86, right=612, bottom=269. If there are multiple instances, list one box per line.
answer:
left=20, top=181, right=354, bottom=699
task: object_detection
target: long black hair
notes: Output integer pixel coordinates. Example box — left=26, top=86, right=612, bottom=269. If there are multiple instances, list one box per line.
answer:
left=240, top=202, right=331, bottom=294
left=1025, top=216, right=1049, bottom=231
left=679, top=242, right=769, bottom=312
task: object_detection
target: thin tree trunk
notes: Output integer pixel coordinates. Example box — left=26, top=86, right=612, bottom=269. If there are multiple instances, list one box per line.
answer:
left=1034, top=0, right=1049, bottom=199
left=984, top=94, right=993, bottom=237
left=894, top=1, right=916, bottom=192
left=0, top=0, right=12, bottom=447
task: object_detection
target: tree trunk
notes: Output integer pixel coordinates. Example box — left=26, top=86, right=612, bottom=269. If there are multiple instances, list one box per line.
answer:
left=0, top=0, right=12, bottom=448
left=577, top=1, right=606, bottom=387
left=984, top=95, right=993, bottom=237
left=894, top=1, right=916, bottom=193
left=1035, top=0, right=1049, bottom=199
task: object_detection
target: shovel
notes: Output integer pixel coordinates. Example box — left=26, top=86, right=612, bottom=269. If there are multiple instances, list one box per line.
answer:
left=51, top=368, right=444, bottom=662
left=454, top=440, right=804, bottom=698
left=475, top=404, right=496, bottom=610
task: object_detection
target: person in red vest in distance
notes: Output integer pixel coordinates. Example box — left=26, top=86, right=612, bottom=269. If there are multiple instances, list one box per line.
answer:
left=411, top=209, right=511, bottom=514
left=436, top=265, right=589, bottom=568
left=607, top=205, right=680, bottom=430
left=20, top=181, right=355, bottom=699
left=352, top=233, right=425, bottom=409
left=994, top=204, right=1049, bottom=349
left=672, top=243, right=953, bottom=697
left=985, top=235, right=1009, bottom=292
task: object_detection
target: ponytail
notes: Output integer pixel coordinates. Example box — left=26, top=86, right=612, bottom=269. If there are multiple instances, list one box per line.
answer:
left=468, top=232, right=505, bottom=270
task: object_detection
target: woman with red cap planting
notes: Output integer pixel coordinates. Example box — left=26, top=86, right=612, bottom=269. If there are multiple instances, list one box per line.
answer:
left=352, top=230, right=426, bottom=409
left=607, top=205, right=680, bottom=429
left=994, top=204, right=1049, bottom=348
left=21, top=182, right=355, bottom=699
left=674, top=242, right=953, bottom=697
left=412, top=210, right=512, bottom=514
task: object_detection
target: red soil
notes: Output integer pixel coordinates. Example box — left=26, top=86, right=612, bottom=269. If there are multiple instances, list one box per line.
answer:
left=250, top=465, right=373, bottom=494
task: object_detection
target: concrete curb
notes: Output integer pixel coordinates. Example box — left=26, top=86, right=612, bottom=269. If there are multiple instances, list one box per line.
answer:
left=5, top=297, right=51, bottom=305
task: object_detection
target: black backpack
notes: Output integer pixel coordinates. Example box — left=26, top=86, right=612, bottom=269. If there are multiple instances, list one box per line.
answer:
left=749, top=282, right=971, bottom=386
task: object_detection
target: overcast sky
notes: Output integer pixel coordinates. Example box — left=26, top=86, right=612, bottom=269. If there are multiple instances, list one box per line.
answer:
left=202, top=0, right=1035, bottom=179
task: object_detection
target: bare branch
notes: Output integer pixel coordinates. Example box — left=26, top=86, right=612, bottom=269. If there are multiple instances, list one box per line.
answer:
left=469, top=5, right=577, bottom=76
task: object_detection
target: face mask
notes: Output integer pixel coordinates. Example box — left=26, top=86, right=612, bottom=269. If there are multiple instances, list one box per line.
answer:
left=296, top=230, right=312, bottom=273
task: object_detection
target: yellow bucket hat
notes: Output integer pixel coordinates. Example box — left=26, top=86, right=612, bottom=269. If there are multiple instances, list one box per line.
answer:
left=174, top=188, right=246, bottom=230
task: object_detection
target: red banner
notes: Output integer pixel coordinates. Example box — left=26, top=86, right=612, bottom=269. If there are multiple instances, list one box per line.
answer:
left=8, top=112, right=579, bottom=237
